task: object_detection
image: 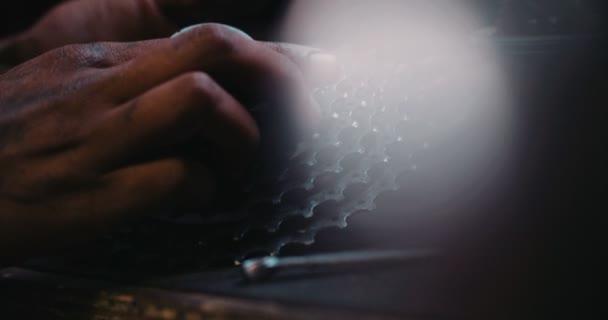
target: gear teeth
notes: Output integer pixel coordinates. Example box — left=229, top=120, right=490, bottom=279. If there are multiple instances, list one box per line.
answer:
left=231, top=54, right=445, bottom=261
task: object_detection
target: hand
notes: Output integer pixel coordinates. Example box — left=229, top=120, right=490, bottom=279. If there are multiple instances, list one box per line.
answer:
left=0, top=23, right=334, bottom=264
left=0, top=0, right=280, bottom=66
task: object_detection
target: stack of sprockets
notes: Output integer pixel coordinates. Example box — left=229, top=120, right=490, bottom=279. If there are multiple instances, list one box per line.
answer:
left=232, top=54, right=444, bottom=261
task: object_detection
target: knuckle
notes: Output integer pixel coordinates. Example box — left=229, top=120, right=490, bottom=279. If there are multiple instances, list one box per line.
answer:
left=172, top=72, right=219, bottom=125
left=162, top=159, right=215, bottom=201
left=266, top=42, right=290, bottom=58
left=275, top=53, right=302, bottom=79
left=178, top=72, right=218, bottom=107
left=162, top=159, right=189, bottom=192
left=54, top=43, right=115, bottom=68
left=189, top=24, right=238, bottom=55
left=180, top=72, right=213, bottom=93
left=79, top=43, right=115, bottom=68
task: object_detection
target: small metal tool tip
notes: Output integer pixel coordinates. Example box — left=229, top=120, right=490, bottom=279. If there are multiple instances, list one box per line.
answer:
left=241, top=249, right=437, bottom=282
left=241, top=256, right=279, bottom=281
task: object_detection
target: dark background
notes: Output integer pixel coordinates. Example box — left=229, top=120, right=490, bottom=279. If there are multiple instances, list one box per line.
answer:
left=0, top=1, right=57, bottom=37
left=1, top=1, right=607, bottom=38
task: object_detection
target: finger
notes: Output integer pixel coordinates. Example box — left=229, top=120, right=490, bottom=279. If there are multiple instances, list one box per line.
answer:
left=111, top=24, right=320, bottom=125
left=110, top=23, right=255, bottom=98
left=262, top=42, right=339, bottom=84
left=61, top=157, right=215, bottom=230
left=19, top=158, right=213, bottom=252
left=101, top=39, right=337, bottom=84
left=84, top=71, right=259, bottom=170
left=45, top=40, right=162, bottom=70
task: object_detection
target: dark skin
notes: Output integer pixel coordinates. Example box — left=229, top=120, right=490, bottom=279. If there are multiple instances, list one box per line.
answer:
left=0, top=0, right=335, bottom=265
left=0, top=0, right=280, bottom=65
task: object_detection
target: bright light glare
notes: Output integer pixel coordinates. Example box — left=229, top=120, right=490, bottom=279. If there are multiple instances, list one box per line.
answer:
left=281, top=0, right=513, bottom=223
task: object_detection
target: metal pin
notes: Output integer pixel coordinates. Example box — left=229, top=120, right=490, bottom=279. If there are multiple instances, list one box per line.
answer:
left=241, top=249, right=437, bottom=282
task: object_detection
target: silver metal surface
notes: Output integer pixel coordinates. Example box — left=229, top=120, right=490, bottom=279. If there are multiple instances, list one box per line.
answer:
left=232, top=53, right=451, bottom=260
left=241, top=249, right=437, bottom=282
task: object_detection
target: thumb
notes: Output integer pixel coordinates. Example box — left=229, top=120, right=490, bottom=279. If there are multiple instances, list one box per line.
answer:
left=264, top=42, right=340, bottom=85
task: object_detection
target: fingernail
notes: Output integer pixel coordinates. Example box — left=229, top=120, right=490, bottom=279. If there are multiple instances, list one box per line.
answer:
left=308, top=52, right=339, bottom=83
left=309, top=52, right=337, bottom=65
left=171, top=23, right=254, bottom=40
